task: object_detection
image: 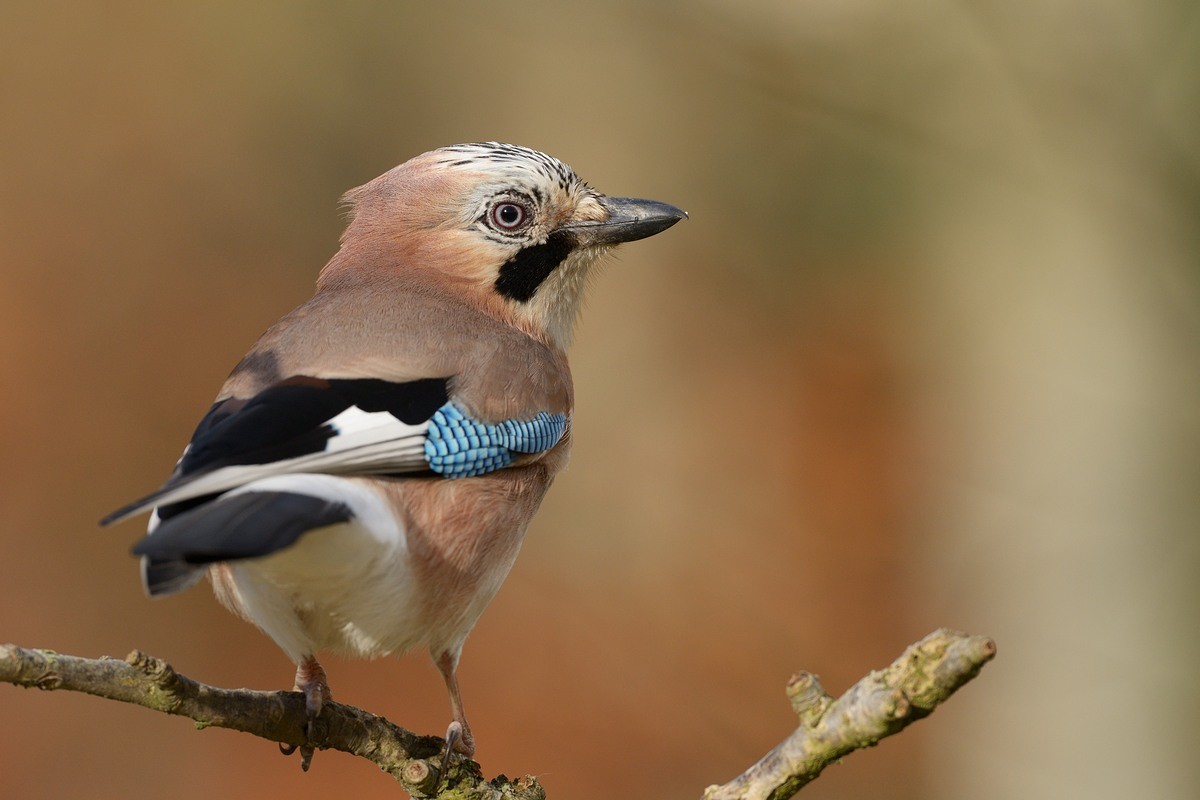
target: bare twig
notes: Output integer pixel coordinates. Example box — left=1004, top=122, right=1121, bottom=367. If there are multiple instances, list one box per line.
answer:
left=0, top=644, right=543, bottom=800
left=2, top=629, right=994, bottom=800
left=702, top=628, right=997, bottom=800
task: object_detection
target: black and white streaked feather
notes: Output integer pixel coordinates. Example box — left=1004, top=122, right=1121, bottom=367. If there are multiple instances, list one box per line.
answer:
left=102, top=376, right=451, bottom=525
left=433, top=142, right=590, bottom=196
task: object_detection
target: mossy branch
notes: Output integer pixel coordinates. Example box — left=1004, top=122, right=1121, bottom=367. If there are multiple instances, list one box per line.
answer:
left=1, top=629, right=994, bottom=800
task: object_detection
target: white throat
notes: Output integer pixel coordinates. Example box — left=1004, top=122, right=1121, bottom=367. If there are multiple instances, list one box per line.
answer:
left=521, top=246, right=609, bottom=351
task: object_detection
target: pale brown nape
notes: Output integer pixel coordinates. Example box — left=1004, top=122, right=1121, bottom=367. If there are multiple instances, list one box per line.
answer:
left=316, top=163, right=515, bottom=318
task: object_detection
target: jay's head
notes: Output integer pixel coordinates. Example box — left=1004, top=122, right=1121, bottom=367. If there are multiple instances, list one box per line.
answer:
left=329, top=142, right=686, bottom=350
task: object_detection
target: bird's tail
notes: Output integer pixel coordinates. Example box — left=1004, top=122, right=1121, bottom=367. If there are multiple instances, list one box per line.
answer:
left=132, top=490, right=353, bottom=597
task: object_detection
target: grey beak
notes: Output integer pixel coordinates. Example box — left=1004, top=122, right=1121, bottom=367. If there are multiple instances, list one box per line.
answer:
left=567, top=197, right=688, bottom=246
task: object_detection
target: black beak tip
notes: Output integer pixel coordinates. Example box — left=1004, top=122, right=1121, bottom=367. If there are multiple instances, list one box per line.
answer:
left=646, top=206, right=687, bottom=237
left=660, top=203, right=689, bottom=226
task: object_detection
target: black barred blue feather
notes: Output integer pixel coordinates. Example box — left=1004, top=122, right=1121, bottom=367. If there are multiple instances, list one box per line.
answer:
left=425, top=404, right=567, bottom=478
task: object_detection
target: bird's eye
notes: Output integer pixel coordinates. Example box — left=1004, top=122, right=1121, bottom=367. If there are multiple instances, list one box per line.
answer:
left=490, top=201, right=530, bottom=231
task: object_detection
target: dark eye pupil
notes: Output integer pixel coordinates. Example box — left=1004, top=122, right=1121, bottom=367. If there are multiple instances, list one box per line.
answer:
left=494, top=203, right=525, bottom=229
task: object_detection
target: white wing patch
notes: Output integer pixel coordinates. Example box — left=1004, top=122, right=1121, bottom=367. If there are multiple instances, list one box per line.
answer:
left=320, top=406, right=430, bottom=469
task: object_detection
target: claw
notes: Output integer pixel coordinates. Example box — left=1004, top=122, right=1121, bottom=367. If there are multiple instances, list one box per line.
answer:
left=438, top=720, right=463, bottom=783
left=299, top=715, right=317, bottom=772
left=277, top=655, right=331, bottom=772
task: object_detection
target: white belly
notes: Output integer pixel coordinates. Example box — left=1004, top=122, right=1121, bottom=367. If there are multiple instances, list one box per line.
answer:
left=209, top=474, right=426, bottom=662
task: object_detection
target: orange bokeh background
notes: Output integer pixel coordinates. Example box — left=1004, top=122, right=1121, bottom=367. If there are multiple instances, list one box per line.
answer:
left=2, top=3, right=1197, bottom=799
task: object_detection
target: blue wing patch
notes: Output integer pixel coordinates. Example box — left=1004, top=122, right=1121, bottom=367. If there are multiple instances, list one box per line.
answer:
left=425, top=403, right=567, bottom=478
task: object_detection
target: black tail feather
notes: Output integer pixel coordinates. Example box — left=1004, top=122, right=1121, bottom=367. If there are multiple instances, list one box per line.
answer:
left=131, top=490, right=355, bottom=595
left=142, top=557, right=206, bottom=597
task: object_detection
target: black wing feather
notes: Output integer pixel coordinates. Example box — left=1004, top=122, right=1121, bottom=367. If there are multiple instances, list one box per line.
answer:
left=179, top=378, right=350, bottom=475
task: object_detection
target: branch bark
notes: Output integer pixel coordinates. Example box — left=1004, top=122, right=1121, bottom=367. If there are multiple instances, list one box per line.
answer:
left=0, top=644, right=540, bottom=799
left=702, top=628, right=997, bottom=800
left=1, top=628, right=994, bottom=799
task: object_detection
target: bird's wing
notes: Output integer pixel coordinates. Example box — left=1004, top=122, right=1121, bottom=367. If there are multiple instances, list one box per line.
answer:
left=101, top=372, right=568, bottom=526
left=103, top=280, right=573, bottom=527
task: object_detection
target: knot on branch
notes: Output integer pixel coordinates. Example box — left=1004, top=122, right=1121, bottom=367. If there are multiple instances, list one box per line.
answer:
left=785, top=672, right=833, bottom=727
left=126, top=649, right=176, bottom=683
left=400, top=759, right=440, bottom=796
left=125, top=649, right=184, bottom=712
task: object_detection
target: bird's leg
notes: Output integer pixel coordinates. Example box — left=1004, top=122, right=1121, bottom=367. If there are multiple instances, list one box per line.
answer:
left=434, top=649, right=475, bottom=780
left=278, top=655, right=331, bottom=772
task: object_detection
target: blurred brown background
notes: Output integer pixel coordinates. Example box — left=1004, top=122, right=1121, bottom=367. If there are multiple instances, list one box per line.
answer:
left=2, top=2, right=1198, bottom=798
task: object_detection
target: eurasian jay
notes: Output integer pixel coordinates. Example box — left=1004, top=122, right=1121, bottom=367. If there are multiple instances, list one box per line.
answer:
left=102, top=142, right=685, bottom=770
